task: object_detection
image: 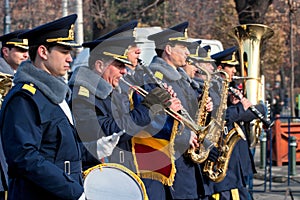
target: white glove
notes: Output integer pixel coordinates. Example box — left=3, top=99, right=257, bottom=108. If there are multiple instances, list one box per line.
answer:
left=78, top=192, right=86, bottom=200
left=96, top=131, right=124, bottom=160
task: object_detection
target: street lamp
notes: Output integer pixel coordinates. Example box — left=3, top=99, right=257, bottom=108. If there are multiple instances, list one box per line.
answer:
left=62, top=0, right=68, bottom=17
left=287, top=0, right=298, bottom=118
left=3, top=0, right=11, bottom=34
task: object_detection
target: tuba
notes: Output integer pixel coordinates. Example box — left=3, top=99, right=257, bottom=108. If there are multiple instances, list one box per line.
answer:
left=230, top=24, right=274, bottom=148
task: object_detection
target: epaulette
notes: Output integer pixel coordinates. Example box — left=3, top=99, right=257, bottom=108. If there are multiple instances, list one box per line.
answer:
left=78, top=86, right=90, bottom=98
left=154, top=71, right=164, bottom=81
left=21, top=83, right=36, bottom=95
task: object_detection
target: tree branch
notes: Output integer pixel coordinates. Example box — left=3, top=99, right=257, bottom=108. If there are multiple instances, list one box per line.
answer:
left=138, top=0, right=165, bottom=14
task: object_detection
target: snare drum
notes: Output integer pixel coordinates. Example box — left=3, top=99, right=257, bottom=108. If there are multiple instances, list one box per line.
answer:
left=83, top=163, right=148, bottom=200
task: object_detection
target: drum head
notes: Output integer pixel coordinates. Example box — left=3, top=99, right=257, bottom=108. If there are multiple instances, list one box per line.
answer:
left=84, top=164, right=146, bottom=200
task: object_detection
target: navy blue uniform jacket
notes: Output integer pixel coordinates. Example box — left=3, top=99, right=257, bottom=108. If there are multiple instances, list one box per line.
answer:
left=141, top=56, right=203, bottom=199
left=0, top=62, right=97, bottom=200
left=68, top=66, right=152, bottom=171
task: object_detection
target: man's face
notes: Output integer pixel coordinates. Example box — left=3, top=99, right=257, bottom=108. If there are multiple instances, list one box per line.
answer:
left=182, top=62, right=198, bottom=79
left=127, top=45, right=141, bottom=68
left=102, top=60, right=127, bottom=88
left=199, top=62, right=214, bottom=74
left=221, top=65, right=236, bottom=82
left=2, top=46, right=29, bottom=70
left=43, top=45, right=73, bottom=77
left=168, top=43, right=190, bottom=68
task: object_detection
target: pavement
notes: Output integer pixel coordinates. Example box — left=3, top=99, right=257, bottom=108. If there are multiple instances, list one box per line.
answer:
left=251, top=144, right=300, bottom=200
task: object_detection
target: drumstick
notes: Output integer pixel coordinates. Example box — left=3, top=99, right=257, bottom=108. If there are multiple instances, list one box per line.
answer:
left=110, top=130, right=125, bottom=141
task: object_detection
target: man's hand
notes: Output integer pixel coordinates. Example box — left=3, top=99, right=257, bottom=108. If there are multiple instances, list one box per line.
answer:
left=205, top=97, right=213, bottom=112
left=162, top=83, right=177, bottom=97
left=96, top=131, right=124, bottom=160
left=229, top=88, right=252, bottom=110
left=168, top=97, right=182, bottom=112
left=240, top=97, right=252, bottom=110
left=142, top=87, right=172, bottom=108
left=189, top=131, right=199, bottom=149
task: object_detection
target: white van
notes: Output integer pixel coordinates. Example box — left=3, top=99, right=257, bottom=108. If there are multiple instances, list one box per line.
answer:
left=72, top=27, right=224, bottom=70
left=135, top=27, right=223, bottom=65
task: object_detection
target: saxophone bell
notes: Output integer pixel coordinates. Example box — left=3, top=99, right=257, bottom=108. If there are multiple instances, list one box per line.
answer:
left=203, top=122, right=245, bottom=182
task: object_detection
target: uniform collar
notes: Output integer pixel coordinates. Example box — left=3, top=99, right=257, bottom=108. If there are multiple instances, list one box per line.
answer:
left=0, top=56, right=15, bottom=76
left=149, top=56, right=182, bottom=81
left=68, top=66, right=113, bottom=99
left=13, top=61, right=70, bottom=104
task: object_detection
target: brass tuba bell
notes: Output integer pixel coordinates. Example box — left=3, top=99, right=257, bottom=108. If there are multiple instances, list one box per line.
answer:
left=230, top=24, right=274, bottom=148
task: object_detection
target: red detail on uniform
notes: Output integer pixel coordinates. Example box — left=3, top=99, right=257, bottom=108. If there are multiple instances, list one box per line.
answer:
left=237, top=83, right=243, bottom=90
left=134, top=144, right=171, bottom=177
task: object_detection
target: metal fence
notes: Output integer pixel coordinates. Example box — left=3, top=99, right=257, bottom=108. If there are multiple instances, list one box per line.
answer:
left=252, top=115, right=300, bottom=195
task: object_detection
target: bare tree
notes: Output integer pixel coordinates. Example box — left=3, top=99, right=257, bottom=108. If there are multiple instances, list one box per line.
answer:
left=90, top=0, right=166, bottom=39
left=234, top=0, right=273, bottom=24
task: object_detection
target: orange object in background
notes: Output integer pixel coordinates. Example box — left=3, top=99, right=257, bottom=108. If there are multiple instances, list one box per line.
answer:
left=270, top=118, right=300, bottom=166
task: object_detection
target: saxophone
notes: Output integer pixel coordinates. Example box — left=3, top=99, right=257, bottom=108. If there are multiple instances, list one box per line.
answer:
left=185, top=57, right=245, bottom=175
left=0, top=72, right=13, bottom=109
left=203, top=122, right=245, bottom=182
left=188, top=68, right=231, bottom=163
left=187, top=58, right=214, bottom=163
left=202, top=71, right=245, bottom=182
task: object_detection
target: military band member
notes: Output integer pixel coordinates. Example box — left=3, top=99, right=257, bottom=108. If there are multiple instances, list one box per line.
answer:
left=68, top=19, right=177, bottom=173
left=0, top=26, right=36, bottom=200
left=132, top=21, right=207, bottom=200
left=187, top=44, right=223, bottom=121
left=0, top=14, right=121, bottom=200
left=181, top=41, right=216, bottom=102
left=92, top=20, right=142, bottom=76
left=0, top=30, right=29, bottom=75
left=68, top=20, right=184, bottom=200
left=0, top=30, right=30, bottom=109
left=192, top=45, right=217, bottom=93
left=181, top=41, right=227, bottom=199
left=207, top=47, right=267, bottom=200
left=178, top=40, right=202, bottom=95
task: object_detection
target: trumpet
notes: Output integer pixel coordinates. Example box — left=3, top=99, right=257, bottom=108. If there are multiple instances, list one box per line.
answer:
left=120, top=77, right=208, bottom=142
